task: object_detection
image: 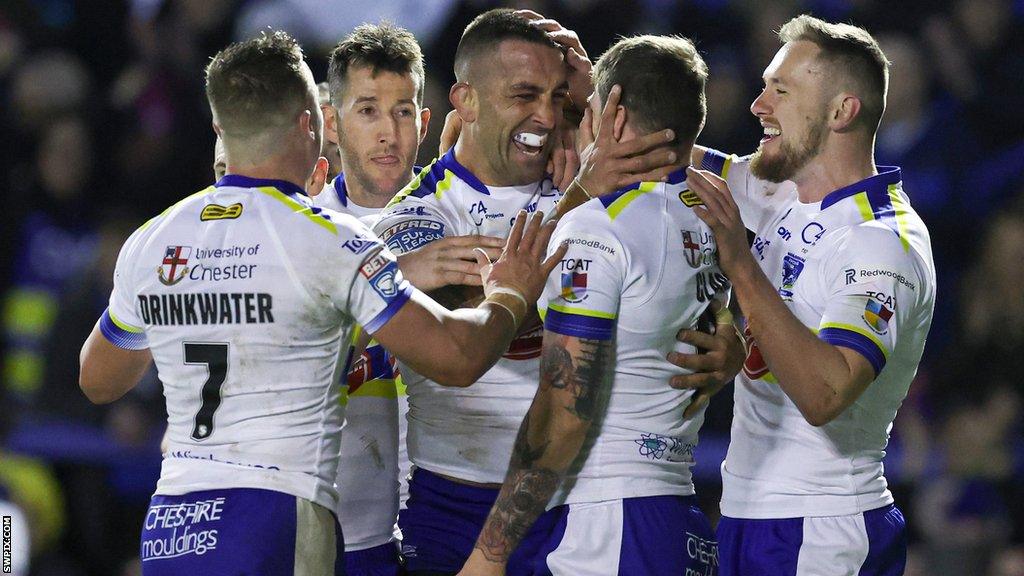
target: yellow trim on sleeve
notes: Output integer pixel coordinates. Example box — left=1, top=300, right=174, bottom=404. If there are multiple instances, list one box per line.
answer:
left=257, top=186, right=337, bottom=235
left=547, top=302, right=616, bottom=320
left=819, top=321, right=889, bottom=358
left=109, top=310, right=143, bottom=333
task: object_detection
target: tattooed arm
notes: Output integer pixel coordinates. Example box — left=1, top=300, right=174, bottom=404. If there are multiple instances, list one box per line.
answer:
left=457, top=330, right=614, bottom=575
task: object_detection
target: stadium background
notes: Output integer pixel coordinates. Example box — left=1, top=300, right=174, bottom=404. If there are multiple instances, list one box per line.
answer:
left=0, top=0, right=1022, bottom=574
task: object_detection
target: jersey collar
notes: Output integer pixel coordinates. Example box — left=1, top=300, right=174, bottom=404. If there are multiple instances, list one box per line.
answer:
left=332, top=173, right=349, bottom=207
left=216, top=174, right=306, bottom=199
left=335, top=166, right=424, bottom=207
left=438, top=148, right=490, bottom=195
left=819, top=166, right=902, bottom=210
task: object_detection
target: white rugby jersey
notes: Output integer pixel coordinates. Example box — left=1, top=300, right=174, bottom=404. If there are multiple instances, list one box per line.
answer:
left=538, top=169, right=728, bottom=507
left=312, top=174, right=408, bottom=550
left=372, top=149, right=561, bottom=483
left=100, top=175, right=414, bottom=511
left=700, top=150, right=936, bottom=518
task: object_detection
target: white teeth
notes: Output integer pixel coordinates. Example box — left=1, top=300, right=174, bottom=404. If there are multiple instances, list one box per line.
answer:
left=764, top=127, right=781, bottom=137
left=514, top=132, right=547, bottom=148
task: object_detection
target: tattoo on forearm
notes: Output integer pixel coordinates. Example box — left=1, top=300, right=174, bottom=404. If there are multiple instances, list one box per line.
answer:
left=474, top=336, right=613, bottom=563
left=540, top=336, right=609, bottom=420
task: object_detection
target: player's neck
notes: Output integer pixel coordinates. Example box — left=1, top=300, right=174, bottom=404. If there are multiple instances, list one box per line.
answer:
left=453, top=137, right=533, bottom=188
left=225, top=156, right=310, bottom=195
left=345, top=175, right=407, bottom=209
left=792, top=141, right=876, bottom=204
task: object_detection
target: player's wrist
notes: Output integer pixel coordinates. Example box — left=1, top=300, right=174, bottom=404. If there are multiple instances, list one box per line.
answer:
left=484, top=287, right=528, bottom=328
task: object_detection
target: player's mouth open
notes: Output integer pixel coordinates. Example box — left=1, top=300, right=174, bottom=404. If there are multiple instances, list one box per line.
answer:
left=512, top=132, right=548, bottom=156
left=761, top=125, right=781, bottom=144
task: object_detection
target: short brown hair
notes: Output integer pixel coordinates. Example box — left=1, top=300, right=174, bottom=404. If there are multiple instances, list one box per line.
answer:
left=592, top=35, right=708, bottom=145
left=327, top=23, right=425, bottom=106
left=205, top=30, right=311, bottom=138
left=454, top=9, right=561, bottom=81
left=778, top=15, right=890, bottom=132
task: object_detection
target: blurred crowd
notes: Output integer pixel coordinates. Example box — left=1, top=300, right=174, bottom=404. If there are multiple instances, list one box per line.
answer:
left=0, top=0, right=1022, bottom=574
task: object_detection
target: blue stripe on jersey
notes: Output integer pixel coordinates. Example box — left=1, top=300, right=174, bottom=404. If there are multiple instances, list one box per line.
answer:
left=819, top=167, right=901, bottom=210
left=544, top=307, right=615, bottom=340
left=599, top=181, right=643, bottom=209
left=438, top=148, right=490, bottom=195
left=333, top=173, right=348, bottom=207
left=700, top=148, right=730, bottom=176
left=819, top=327, right=886, bottom=376
left=99, top=308, right=149, bottom=350
left=363, top=281, right=414, bottom=335
left=665, top=167, right=688, bottom=185
left=216, top=174, right=306, bottom=199
left=402, top=158, right=449, bottom=200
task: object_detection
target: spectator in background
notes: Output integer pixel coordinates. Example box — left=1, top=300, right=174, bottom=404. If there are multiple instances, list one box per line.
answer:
left=2, top=115, right=98, bottom=407
left=923, top=0, right=1024, bottom=150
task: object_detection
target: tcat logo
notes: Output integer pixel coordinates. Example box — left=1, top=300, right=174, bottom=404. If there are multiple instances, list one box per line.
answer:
left=559, top=258, right=592, bottom=272
left=866, top=290, right=897, bottom=310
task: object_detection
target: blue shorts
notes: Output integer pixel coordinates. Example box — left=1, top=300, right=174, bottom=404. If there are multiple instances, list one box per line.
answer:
left=717, top=504, right=906, bottom=576
left=335, top=541, right=402, bottom=576
left=531, top=495, right=717, bottom=575
left=140, top=488, right=336, bottom=576
left=398, top=468, right=556, bottom=575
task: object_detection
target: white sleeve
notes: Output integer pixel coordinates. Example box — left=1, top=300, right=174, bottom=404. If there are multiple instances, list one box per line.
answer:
left=539, top=207, right=627, bottom=341
left=817, top=224, right=923, bottom=377
left=332, top=221, right=416, bottom=336
left=100, top=225, right=149, bottom=350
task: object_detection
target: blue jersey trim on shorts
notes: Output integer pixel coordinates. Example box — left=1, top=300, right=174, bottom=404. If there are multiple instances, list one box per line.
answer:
left=363, top=282, right=414, bottom=334
left=216, top=174, right=307, bottom=199
left=99, top=308, right=149, bottom=350
left=544, top=307, right=615, bottom=340
left=819, top=327, right=886, bottom=376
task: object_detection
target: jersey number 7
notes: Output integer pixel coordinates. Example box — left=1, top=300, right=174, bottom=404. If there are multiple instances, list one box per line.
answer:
left=184, top=342, right=228, bottom=441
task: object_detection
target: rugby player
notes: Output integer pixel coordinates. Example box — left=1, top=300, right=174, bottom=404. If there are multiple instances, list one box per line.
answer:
left=372, top=9, right=689, bottom=573
left=460, top=34, right=725, bottom=576
left=78, top=30, right=564, bottom=575
left=314, top=23, right=502, bottom=576
left=688, top=15, right=935, bottom=574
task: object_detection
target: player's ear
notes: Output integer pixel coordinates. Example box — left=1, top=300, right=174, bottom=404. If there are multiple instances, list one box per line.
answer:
left=450, top=82, right=477, bottom=124
left=829, top=93, right=861, bottom=133
left=322, top=105, right=339, bottom=145
left=306, top=157, right=329, bottom=197
left=299, top=110, right=313, bottom=139
left=418, top=107, right=431, bottom=144
left=613, top=105, right=627, bottom=141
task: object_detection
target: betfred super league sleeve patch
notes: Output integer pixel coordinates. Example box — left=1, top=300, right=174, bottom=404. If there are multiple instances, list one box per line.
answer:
left=379, top=219, right=446, bottom=253
left=353, top=248, right=414, bottom=334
